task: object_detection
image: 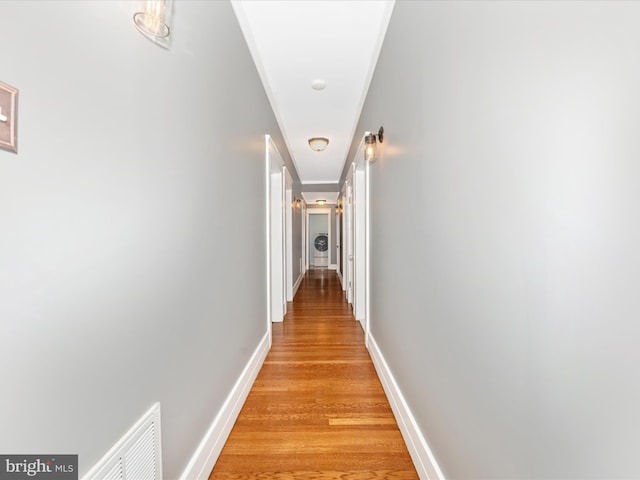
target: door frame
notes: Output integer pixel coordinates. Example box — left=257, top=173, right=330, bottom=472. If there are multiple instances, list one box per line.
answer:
left=306, top=208, right=332, bottom=269
left=353, top=161, right=367, bottom=330
left=266, top=135, right=286, bottom=335
left=301, top=202, right=307, bottom=273
left=344, top=181, right=354, bottom=304
left=284, top=170, right=294, bottom=303
left=335, top=204, right=342, bottom=284
left=343, top=134, right=371, bottom=345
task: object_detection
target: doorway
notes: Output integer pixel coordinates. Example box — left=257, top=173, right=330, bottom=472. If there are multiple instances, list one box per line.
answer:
left=305, top=208, right=332, bottom=270
left=309, top=213, right=328, bottom=268
left=266, top=135, right=286, bottom=332
left=336, top=203, right=343, bottom=284
left=342, top=135, right=370, bottom=344
left=285, top=174, right=293, bottom=302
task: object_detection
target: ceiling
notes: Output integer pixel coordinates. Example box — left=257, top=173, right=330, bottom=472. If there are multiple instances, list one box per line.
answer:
left=232, top=0, right=395, bottom=188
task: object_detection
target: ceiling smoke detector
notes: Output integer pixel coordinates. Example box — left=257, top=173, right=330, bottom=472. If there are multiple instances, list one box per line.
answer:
left=311, top=79, right=326, bottom=90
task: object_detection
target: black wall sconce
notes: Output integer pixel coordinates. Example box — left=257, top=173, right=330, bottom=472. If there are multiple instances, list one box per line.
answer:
left=364, top=126, right=384, bottom=162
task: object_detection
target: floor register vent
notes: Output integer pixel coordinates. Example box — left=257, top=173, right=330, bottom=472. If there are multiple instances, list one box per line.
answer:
left=83, top=403, right=163, bottom=480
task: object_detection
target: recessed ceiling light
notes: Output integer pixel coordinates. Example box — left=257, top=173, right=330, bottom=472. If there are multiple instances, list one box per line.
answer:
left=311, top=79, right=326, bottom=91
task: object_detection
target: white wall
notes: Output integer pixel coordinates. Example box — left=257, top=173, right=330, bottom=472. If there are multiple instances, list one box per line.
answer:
left=0, top=2, right=295, bottom=478
left=350, top=1, right=640, bottom=478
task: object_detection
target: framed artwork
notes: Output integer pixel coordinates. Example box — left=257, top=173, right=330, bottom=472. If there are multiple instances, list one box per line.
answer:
left=0, top=81, right=18, bottom=154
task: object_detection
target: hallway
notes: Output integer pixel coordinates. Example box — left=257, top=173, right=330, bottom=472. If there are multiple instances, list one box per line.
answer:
left=209, top=269, right=418, bottom=479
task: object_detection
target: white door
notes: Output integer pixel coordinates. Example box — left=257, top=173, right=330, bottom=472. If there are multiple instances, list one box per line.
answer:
left=353, top=163, right=366, bottom=328
left=345, top=183, right=354, bottom=305
left=336, top=204, right=342, bottom=283
left=302, top=204, right=307, bottom=272
left=266, top=135, right=286, bottom=326
left=344, top=134, right=371, bottom=343
left=285, top=170, right=293, bottom=303
left=341, top=186, right=348, bottom=292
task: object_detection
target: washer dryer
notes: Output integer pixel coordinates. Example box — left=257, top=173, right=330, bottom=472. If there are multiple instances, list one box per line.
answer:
left=313, top=233, right=329, bottom=267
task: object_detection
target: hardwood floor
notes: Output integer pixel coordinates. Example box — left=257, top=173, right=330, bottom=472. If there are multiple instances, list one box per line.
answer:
left=209, top=269, right=418, bottom=480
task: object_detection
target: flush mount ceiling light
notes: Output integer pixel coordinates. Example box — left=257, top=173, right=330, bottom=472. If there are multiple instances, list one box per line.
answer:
left=308, top=137, right=329, bottom=152
left=133, top=0, right=173, bottom=48
left=364, top=126, right=384, bottom=162
left=316, top=199, right=327, bottom=206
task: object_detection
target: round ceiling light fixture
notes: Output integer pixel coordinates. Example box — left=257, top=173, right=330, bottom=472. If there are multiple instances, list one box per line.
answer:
left=311, top=79, right=326, bottom=90
left=308, top=137, right=329, bottom=152
left=316, top=199, right=327, bottom=206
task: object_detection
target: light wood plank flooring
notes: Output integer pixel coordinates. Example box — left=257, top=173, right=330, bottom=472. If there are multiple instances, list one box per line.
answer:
left=209, top=268, right=418, bottom=479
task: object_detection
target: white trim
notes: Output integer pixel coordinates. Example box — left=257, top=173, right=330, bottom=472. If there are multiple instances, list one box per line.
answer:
left=230, top=1, right=303, bottom=182
left=285, top=176, right=294, bottom=302
left=306, top=208, right=332, bottom=268
left=302, top=204, right=308, bottom=272
left=340, top=183, right=348, bottom=293
left=353, top=162, right=366, bottom=329
left=344, top=183, right=353, bottom=304
left=365, top=156, right=371, bottom=347
left=267, top=135, right=286, bottom=324
left=335, top=204, right=342, bottom=279
left=293, top=272, right=304, bottom=298
left=179, top=332, right=270, bottom=480
left=265, top=136, right=271, bottom=342
left=329, top=264, right=337, bottom=270
left=341, top=0, right=395, bottom=186
left=367, top=334, right=446, bottom=480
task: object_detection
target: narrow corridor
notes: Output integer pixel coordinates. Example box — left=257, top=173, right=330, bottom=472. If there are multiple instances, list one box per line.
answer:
left=209, top=269, right=418, bottom=479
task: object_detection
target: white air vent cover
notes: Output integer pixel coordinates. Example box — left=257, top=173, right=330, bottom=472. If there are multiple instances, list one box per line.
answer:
left=102, top=460, right=124, bottom=480
left=83, top=403, right=163, bottom=480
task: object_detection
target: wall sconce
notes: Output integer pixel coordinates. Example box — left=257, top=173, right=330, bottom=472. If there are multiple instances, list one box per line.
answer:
left=134, top=0, right=173, bottom=48
left=308, top=137, right=329, bottom=152
left=364, top=126, right=384, bottom=161
left=316, top=199, right=327, bottom=206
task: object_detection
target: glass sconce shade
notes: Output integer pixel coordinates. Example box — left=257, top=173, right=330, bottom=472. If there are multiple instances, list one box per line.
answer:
left=364, top=133, right=377, bottom=161
left=364, top=127, right=384, bottom=161
left=134, top=0, right=173, bottom=48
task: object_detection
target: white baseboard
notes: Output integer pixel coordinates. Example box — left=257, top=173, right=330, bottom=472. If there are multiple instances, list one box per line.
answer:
left=293, top=272, right=303, bottom=298
left=329, top=264, right=337, bottom=270
left=367, top=334, right=446, bottom=480
left=179, top=331, right=270, bottom=480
